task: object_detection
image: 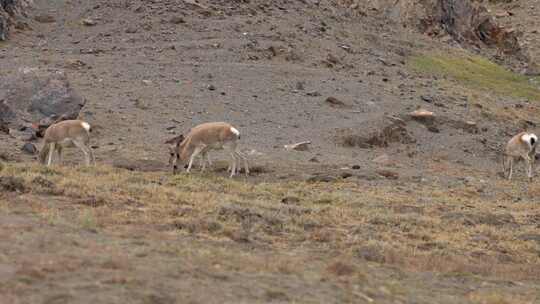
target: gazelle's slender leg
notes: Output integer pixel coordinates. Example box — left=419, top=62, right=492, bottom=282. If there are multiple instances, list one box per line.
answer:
left=88, top=145, right=95, bottom=165
left=525, top=155, right=533, bottom=181
left=187, top=146, right=203, bottom=173
left=72, top=140, right=91, bottom=165
left=508, top=158, right=514, bottom=180
left=57, top=146, right=63, bottom=165
left=47, top=143, right=55, bottom=166
left=200, top=151, right=207, bottom=172
left=233, top=150, right=249, bottom=176
left=229, top=152, right=237, bottom=178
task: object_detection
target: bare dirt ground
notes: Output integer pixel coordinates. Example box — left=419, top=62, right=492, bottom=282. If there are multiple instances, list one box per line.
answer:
left=1, top=0, right=540, bottom=303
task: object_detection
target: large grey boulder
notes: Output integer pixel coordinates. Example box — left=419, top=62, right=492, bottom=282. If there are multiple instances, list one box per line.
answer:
left=0, top=0, right=32, bottom=41
left=0, top=69, right=86, bottom=138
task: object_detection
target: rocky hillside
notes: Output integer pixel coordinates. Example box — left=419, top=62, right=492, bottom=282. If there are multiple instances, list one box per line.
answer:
left=1, top=0, right=540, bottom=303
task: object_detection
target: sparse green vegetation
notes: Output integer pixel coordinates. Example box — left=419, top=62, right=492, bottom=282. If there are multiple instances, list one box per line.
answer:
left=409, top=53, right=540, bottom=101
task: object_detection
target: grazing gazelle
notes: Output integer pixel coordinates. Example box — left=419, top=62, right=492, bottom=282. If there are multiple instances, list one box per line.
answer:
left=165, top=133, right=185, bottom=166
left=166, top=133, right=215, bottom=170
left=171, top=122, right=249, bottom=177
left=502, top=131, right=538, bottom=181
left=39, top=120, right=95, bottom=166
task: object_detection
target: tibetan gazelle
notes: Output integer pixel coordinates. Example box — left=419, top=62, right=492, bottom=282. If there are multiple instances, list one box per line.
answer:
left=39, top=120, right=95, bottom=166
left=171, top=122, right=249, bottom=177
left=502, top=132, right=538, bottom=181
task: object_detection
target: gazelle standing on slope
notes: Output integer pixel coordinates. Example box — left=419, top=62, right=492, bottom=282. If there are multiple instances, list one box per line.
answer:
left=39, top=120, right=95, bottom=166
left=171, top=122, right=249, bottom=178
left=502, top=131, right=538, bottom=181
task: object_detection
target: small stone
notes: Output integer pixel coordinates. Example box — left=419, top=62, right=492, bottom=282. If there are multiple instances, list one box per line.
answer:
left=421, top=95, right=434, bottom=103
left=351, top=165, right=361, bottom=170
left=65, top=59, right=86, bottom=69
left=21, top=143, right=37, bottom=155
left=325, top=96, right=346, bottom=107
left=207, top=84, right=216, bottom=91
left=34, top=14, right=56, bottom=23
left=295, top=81, right=305, bottom=90
left=125, top=26, right=138, bottom=34
left=284, top=141, right=311, bottom=151
left=170, top=16, right=186, bottom=24
left=306, top=175, right=337, bottom=183
left=142, top=80, right=152, bottom=85
left=341, top=172, right=353, bottom=179
left=327, top=53, right=340, bottom=65
left=82, top=18, right=97, bottom=26
left=372, top=154, right=391, bottom=165
left=281, top=196, right=300, bottom=205
left=410, top=109, right=434, bottom=119
left=376, top=169, right=399, bottom=180
left=306, top=91, right=321, bottom=97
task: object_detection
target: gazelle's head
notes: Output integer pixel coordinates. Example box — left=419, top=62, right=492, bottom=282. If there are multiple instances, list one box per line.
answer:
left=165, top=134, right=185, bottom=167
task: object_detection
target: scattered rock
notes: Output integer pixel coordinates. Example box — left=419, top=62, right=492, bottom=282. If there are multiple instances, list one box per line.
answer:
left=306, top=174, right=337, bottom=183
left=340, top=172, right=353, bottom=179
left=326, top=53, right=340, bottom=65
left=207, top=84, right=216, bottom=91
left=34, top=14, right=55, bottom=23
left=421, top=95, right=434, bottom=103
left=284, top=141, right=311, bottom=151
left=309, top=156, right=320, bottom=163
left=325, top=96, right=347, bottom=108
left=372, top=154, right=392, bottom=165
left=306, top=91, right=321, bottom=97
left=295, top=81, right=305, bottom=90
left=410, top=109, right=434, bottom=120
left=21, top=143, right=37, bottom=155
left=170, top=16, right=185, bottom=24
left=0, top=0, right=32, bottom=40
left=142, top=80, right=153, bottom=85
left=0, top=70, right=85, bottom=136
left=281, top=196, right=300, bottom=205
left=125, top=26, right=137, bottom=34
left=351, top=165, right=361, bottom=170
left=81, top=18, right=97, bottom=26
left=339, top=117, right=415, bottom=148
left=0, top=176, right=26, bottom=192
left=376, top=169, right=399, bottom=180
left=65, top=59, right=87, bottom=69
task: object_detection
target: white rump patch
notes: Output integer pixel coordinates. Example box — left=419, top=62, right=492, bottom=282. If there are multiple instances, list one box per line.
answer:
left=230, top=127, right=240, bottom=136
left=521, top=133, right=538, bottom=148
left=81, top=121, right=91, bottom=132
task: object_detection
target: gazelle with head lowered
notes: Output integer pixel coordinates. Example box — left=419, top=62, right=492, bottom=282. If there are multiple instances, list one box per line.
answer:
left=502, top=131, right=538, bottom=181
left=171, top=122, right=249, bottom=178
left=39, top=119, right=95, bottom=166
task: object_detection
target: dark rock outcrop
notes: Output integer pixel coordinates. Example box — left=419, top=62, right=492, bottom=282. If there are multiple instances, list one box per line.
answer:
left=0, top=0, right=32, bottom=41
left=0, top=69, right=86, bottom=138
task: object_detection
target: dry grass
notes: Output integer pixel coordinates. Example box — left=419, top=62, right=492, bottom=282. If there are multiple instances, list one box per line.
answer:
left=1, top=162, right=539, bottom=284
